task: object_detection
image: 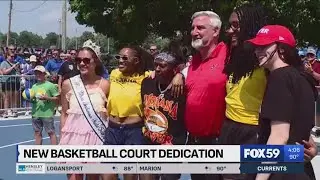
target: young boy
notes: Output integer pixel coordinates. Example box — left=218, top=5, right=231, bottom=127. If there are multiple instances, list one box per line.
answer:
left=31, top=65, right=59, bottom=145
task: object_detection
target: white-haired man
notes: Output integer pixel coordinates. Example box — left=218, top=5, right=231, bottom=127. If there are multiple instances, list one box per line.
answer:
left=185, top=11, right=227, bottom=180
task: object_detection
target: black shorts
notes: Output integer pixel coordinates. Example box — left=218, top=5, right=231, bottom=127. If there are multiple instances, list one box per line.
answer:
left=219, top=118, right=259, bottom=145
left=219, top=118, right=259, bottom=180
left=1, top=82, right=20, bottom=91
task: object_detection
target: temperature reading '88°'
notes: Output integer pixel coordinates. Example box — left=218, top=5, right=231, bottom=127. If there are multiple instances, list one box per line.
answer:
left=124, top=166, right=134, bottom=171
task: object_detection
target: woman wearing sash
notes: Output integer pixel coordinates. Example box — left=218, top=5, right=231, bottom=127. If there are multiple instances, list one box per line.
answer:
left=59, top=40, right=110, bottom=180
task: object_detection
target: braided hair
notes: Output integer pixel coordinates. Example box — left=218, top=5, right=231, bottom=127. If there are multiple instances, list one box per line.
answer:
left=224, top=4, right=268, bottom=84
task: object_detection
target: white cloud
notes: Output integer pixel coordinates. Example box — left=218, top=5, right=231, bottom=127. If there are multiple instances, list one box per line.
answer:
left=40, top=9, right=61, bottom=22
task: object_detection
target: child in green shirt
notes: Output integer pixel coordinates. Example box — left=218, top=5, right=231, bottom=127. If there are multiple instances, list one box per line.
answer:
left=31, top=65, right=59, bottom=145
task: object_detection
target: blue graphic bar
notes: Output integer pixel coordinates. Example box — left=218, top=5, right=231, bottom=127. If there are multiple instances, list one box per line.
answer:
left=241, top=145, right=304, bottom=162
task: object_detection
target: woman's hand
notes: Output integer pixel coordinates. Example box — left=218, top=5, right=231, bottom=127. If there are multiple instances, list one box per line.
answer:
left=148, top=71, right=156, bottom=79
left=171, top=73, right=184, bottom=98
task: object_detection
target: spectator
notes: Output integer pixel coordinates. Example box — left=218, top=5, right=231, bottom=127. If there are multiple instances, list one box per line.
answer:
left=45, top=50, right=63, bottom=84
left=0, top=53, right=21, bottom=117
left=184, top=11, right=227, bottom=180
left=149, top=44, right=159, bottom=57
left=7, top=44, right=25, bottom=64
left=57, top=49, right=79, bottom=93
left=305, top=47, right=320, bottom=84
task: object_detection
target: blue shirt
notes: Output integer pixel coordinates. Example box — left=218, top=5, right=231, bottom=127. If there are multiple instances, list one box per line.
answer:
left=102, top=66, right=109, bottom=80
left=0, top=56, right=4, bottom=64
left=45, top=59, right=63, bottom=74
left=14, top=55, right=25, bottom=64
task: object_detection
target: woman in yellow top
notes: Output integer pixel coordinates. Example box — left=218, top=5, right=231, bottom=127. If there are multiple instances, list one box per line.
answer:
left=220, top=4, right=268, bottom=146
left=219, top=5, right=268, bottom=180
left=103, top=45, right=183, bottom=180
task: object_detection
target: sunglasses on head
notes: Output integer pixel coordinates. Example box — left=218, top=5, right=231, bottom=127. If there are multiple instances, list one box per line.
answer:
left=115, top=55, right=129, bottom=61
left=75, top=57, right=91, bottom=64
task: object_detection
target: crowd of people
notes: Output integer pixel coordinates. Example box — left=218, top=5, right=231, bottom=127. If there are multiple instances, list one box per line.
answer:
left=0, top=2, right=319, bottom=180
left=0, top=45, right=110, bottom=117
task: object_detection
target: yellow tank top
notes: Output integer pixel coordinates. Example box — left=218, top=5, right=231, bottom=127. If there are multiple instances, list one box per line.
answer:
left=225, top=68, right=267, bottom=125
left=108, top=69, right=150, bottom=118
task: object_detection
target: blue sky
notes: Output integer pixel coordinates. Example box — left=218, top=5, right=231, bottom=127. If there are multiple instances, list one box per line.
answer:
left=0, top=1, right=94, bottom=37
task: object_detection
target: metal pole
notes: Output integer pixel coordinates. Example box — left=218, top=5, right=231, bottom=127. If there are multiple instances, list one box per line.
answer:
left=57, top=19, right=61, bottom=49
left=107, top=37, right=110, bottom=54
left=75, top=28, right=78, bottom=49
left=61, top=0, right=67, bottom=51
left=6, top=0, right=13, bottom=47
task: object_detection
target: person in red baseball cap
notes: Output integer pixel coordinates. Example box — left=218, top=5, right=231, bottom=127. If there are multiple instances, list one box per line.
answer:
left=247, top=25, right=317, bottom=180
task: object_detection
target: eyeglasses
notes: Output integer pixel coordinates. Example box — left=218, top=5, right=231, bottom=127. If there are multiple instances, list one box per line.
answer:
left=225, top=22, right=240, bottom=32
left=115, top=55, right=129, bottom=61
left=150, top=49, right=157, bottom=51
left=75, top=57, right=91, bottom=64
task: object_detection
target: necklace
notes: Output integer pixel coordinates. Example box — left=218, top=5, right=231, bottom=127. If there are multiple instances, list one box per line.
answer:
left=158, top=82, right=172, bottom=99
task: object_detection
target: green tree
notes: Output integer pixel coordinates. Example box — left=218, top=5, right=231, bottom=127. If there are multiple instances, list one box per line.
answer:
left=0, top=32, right=5, bottom=46
left=3, top=32, right=19, bottom=46
left=69, top=0, right=320, bottom=46
left=94, top=33, right=116, bottom=54
left=79, top=31, right=95, bottom=45
left=18, top=31, right=43, bottom=47
left=43, top=32, right=59, bottom=48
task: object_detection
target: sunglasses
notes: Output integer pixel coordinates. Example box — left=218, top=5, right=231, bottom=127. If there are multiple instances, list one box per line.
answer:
left=115, top=55, right=129, bottom=61
left=9, top=48, right=16, bottom=51
left=75, top=57, right=91, bottom=64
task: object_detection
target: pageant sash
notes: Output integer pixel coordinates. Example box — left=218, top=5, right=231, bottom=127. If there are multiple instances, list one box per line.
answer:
left=70, top=75, right=107, bottom=142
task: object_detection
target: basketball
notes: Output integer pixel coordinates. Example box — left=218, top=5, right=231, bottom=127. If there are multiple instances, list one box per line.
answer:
left=22, top=88, right=35, bottom=101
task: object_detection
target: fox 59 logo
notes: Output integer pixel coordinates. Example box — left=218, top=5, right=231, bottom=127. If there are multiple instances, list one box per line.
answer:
left=241, top=145, right=283, bottom=162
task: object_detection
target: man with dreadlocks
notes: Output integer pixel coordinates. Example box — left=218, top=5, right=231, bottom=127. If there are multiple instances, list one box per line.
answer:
left=220, top=4, right=317, bottom=180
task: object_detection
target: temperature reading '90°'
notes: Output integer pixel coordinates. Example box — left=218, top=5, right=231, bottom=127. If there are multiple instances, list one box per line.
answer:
left=289, top=154, right=299, bottom=159
left=124, top=166, right=134, bottom=171
left=217, top=166, right=226, bottom=171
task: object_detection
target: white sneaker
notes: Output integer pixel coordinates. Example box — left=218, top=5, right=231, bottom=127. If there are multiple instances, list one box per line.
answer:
left=7, top=110, right=13, bottom=117
left=25, top=111, right=31, bottom=116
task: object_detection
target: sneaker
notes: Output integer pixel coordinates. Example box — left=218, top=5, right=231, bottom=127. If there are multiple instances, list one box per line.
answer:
left=11, top=112, right=18, bottom=117
left=25, top=111, right=31, bottom=116
left=7, top=110, right=13, bottom=117
left=2, top=113, right=8, bottom=118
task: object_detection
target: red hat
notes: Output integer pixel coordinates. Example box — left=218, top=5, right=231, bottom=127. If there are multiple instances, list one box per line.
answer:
left=247, top=25, right=296, bottom=47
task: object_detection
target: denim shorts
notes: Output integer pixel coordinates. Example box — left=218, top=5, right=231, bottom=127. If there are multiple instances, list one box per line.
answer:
left=103, top=121, right=145, bottom=145
left=32, top=117, right=55, bottom=134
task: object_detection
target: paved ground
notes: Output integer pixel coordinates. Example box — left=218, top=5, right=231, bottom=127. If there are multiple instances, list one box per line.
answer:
left=0, top=117, right=319, bottom=180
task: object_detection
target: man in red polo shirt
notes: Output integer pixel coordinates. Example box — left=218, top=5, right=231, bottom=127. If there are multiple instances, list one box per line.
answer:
left=185, top=11, right=227, bottom=180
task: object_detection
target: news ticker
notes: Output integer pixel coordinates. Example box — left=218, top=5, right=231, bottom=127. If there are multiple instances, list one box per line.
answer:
left=16, top=163, right=305, bottom=174
left=17, top=145, right=304, bottom=163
